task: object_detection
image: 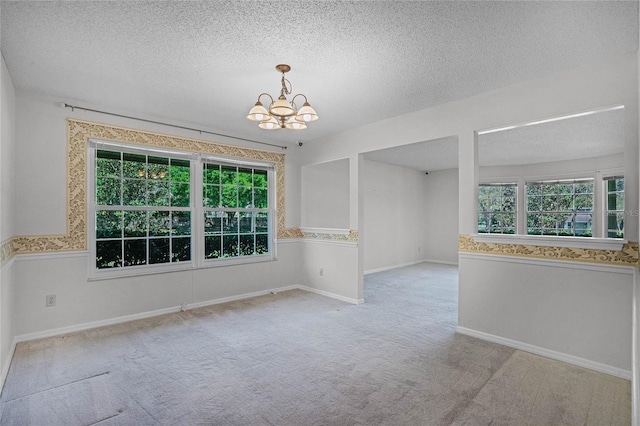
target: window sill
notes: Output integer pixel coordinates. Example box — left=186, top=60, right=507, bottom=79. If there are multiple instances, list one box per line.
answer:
left=471, top=233, right=626, bottom=251
left=88, top=255, right=275, bottom=281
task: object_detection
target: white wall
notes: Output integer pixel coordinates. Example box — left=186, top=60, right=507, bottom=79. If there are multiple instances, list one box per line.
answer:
left=1, top=54, right=17, bottom=385
left=14, top=242, right=304, bottom=337
left=423, top=168, right=459, bottom=264
left=301, top=158, right=350, bottom=229
left=362, top=160, right=458, bottom=272
left=363, top=160, right=427, bottom=271
left=459, top=256, right=633, bottom=374
left=11, top=92, right=307, bottom=337
left=298, top=53, right=638, bottom=374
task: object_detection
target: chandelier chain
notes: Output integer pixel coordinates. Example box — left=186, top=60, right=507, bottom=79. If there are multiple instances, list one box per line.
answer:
left=280, top=75, right=292, bottom=97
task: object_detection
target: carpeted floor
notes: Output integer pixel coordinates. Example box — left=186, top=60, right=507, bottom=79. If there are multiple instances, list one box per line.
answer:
left=0, top=262, right=631, bottom=425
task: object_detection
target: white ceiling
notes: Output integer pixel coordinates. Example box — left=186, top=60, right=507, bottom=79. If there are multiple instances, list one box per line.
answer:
left=1, top=1, right=638, bottom=155
left=478, top=107, right=626, bottom=167
left=364, top=137, right=458, bottom=172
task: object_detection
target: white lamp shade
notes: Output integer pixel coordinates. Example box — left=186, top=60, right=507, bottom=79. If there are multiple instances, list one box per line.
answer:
left=269, top=96, right=295, bottom=117
left=285, top=116, right=307, bottom=130
left=247, top=102, right=270, bottom=122
left=258, top=116, right=281, bottom=130
left=296, top=102, right=318, bottom=122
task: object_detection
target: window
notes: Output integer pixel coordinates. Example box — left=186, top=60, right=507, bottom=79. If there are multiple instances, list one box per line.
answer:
left=91, top=142, right=275, bottom=277
left=203, top=163, right=270, bottom=259
left=605, top=176, right=624, bottom=238
left=477, top=183, right=516, bottom=234
left=95, top=149, right=192, bottom=269
left=526, top=179, right=593, bottom=236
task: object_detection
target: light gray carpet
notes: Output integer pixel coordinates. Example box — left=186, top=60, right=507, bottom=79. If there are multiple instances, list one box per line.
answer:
left=0, top=262, right=631, bottom=425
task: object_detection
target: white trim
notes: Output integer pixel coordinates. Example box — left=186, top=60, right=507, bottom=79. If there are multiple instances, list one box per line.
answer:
left=459, top=252, right=636, bottom=275
left=363, top=259, right=438, bottom=275
left=187, top=285, right=299, bottom=310
left=300, top=227, right=351, bottom=235
left=0, top=338, right=17, bottom=394
left=13, top=285, right=359, bottom=344
left=274, top=238, right=302, bottom=245
left=364, top=259, right=457, bottom=275
left=421, top=258, right=459, bottom=266
left=298, top=285, right=364, bottom=305
left=14, top=251, right=89, bottom=262
left=476, top=105, right=624, bottom=135
left=1, top=256, right=15, bottom=270
left=15, top=305, right=184, bottom=343
left=633, top=267, right=639, bottom=425
left=300, top=238, right=357, bottom=247
left=89, top=138, right=196, bottom=160
left=456, top=326, right=631, bottom=380
left=471, top=233, right=626, bottom=251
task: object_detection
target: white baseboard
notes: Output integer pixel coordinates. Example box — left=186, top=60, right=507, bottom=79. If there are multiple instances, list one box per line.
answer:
left=364, top=258, right=457, bottom=275
left=188, top=285, right=300, bottom=310
left=16, top=305, right=183, bottom=343
left=422, top=258, right=459, bottom=266
left=6, top=284, right=360, bottom=394
left=298, top=285, right=364, bottom=305
left=456, top=326, right=632, bottom=380
left=14, top=285, right=359, bottom=345
left=0, top=338, right=17, bottom=394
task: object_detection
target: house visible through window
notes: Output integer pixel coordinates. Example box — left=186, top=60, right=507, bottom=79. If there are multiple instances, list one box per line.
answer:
left=526, top=179, right=594, bottom=237
left=478, top=175, right=624, bottom=239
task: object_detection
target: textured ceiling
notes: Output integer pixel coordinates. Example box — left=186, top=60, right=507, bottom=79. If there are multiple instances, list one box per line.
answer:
left=364, top=137, right=458, bottom=172
left=478, top=107, right=626, bottom=167
left=1, top=1, right=638, bottom=151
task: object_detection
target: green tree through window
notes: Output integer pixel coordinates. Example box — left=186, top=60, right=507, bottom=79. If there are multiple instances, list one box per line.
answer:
left=95, top=149, right=192, bottom=269
left=526, top=179, right=593, bottom=237
left=477, top=183, right=516, bottom=234
left=203, top=163, right=269, bottom=259
left=605, top=176, right=624, bottom=238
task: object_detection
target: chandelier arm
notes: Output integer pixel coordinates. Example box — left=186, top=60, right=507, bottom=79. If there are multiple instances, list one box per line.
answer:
left=257, top=93, right=274, bottom=105
left=290, top=94, right=308, bottom=110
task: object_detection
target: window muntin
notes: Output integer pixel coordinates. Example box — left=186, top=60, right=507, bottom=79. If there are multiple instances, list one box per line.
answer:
left=95, top=149, right=192, bottom=269
left=477, top=183, right=516, bottom=234
left=203, top=163, right=270, bottom=259
left=91, top=142, right=276, bottom=277
left=605, top=176, right=624, bottom=238
left=526, top=179, right=593, bottom=237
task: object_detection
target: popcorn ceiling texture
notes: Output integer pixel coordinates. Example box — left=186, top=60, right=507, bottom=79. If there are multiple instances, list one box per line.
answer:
left=1, top=1, right=637, bottom=146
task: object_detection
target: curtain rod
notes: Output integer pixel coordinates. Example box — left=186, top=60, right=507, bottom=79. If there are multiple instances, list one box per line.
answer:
left=61, top=103, right=287, bottom=150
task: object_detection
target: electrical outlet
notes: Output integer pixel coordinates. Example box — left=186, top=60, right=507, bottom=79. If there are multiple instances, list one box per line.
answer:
left=46, top=294, right=56, bottom=307
left=319, top=268, right=324, bottom=276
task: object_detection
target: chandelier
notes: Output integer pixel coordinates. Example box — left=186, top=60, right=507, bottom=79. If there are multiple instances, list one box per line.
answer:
left=246, top=64, right=318, bottom=130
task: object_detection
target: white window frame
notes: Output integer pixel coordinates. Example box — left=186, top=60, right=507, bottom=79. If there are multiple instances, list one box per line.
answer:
left=603, top=173, right=625, bottom=239
left=199, top=156, right=277, bottom=268
left=477, top=182, right=517, bottom=235
left=88, top=140, right=277, bottom=280
left=524, top=177, right=595, bottom=237
left=474, top=171, right=626, bottom=250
